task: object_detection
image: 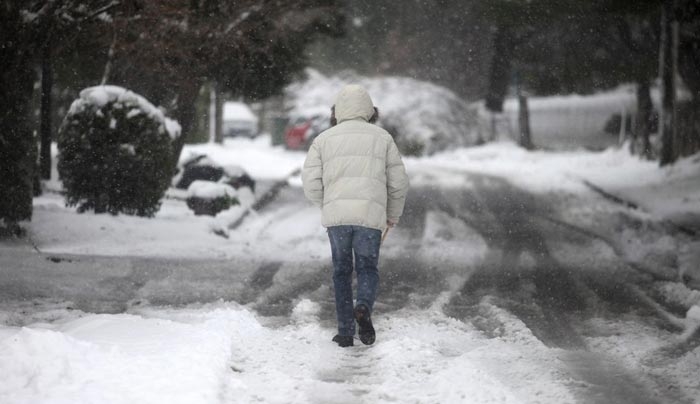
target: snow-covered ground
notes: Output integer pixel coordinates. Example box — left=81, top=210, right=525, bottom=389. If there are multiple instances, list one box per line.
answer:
left=4, top=133, right=700, bottom=403
left=30, top=136, right=700, bottom=280
left=34, top=136, right=319, bottom=259
left=408, top=141, right=700, bottom=231
left=0, top=297, right=590, bottom=404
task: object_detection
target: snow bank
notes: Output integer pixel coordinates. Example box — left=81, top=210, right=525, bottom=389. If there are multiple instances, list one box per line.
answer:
left=69, top=85, right=181, bottom=140
left=410, top=141, right=700, bottom=216
left=0, top=306, right=252, bottom=404
left=408, top=142, right=700, bottom=287
left=285, top=69, right=479, bottom=155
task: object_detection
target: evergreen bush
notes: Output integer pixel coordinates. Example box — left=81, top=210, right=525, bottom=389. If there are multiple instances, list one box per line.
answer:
left=58, top=86, right=181, bottom=216
left=186, top=181, right=239, bottom=216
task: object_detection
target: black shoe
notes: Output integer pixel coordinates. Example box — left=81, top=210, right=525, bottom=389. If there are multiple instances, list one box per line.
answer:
left=332, top=334, right=354, bottom=347
left=353, top=304, right=375, bottom=345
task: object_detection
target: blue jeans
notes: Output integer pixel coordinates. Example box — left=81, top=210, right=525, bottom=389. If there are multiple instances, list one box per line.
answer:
left=327, top=225, right=381, bottom=337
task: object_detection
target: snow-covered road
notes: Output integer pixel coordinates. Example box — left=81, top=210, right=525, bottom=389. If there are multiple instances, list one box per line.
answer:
left=2, top=140, right=700, bottom=403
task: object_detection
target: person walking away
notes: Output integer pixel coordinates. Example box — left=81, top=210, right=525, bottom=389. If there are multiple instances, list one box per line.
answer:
left=301, top=85, right=409, bottom=347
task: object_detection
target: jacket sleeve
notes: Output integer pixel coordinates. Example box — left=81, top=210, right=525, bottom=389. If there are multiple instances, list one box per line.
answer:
left=385, top=139, right=409, bottom=222
left=302, top=141, right=324, bottom=207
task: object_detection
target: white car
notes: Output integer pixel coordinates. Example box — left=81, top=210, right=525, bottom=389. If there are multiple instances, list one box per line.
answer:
left=223, top=101, right=259, bottom=138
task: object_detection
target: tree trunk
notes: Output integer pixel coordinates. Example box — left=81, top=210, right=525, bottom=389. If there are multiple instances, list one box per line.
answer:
left=671, top=15, right=681, bottom=159
left=0, top=57, right=36, bottom=227
left=208, top=83, right=216, bottom=142
left=518, top=94, right=533, bottom=150
left=101, top=30, right=117, bottom=85
left=214, top=82, right=224, bottom=144
left=39, top=43, right=53, bottom=180
left=171, top=85, right=200, bottom=173
left=485, top=25, right=515, bottom=113
left=659, top=0, right=678, bottom=166
left=1, top=4, right=38, bottom=229
left=618, top=107, right=629, bottom=146
left=635, top=79, right=653, bottom=159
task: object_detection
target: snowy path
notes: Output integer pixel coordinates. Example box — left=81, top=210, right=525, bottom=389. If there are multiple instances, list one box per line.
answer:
left=2, top=168, right=700, bottom=403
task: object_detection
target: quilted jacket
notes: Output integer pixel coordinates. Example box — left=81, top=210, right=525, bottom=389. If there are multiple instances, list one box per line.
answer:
left=302, top=85, right=409, bottom=231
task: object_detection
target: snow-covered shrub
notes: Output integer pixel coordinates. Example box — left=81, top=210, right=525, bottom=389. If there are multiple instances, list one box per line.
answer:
left=58, top=86, right=181, bottom=216
left=173, top=153, right=255, bottom=193
left=285, top=69, right=479, bottom=156
left=186, top=180, right=239, bottom=216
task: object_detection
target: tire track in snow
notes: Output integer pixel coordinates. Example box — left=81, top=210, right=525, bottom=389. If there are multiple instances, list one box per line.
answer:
left=414, top=171, right=691, bottom=404
left=243, top=171, right=695, bottom=403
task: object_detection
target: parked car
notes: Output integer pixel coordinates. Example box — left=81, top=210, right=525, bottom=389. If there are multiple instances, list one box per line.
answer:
left=284, top=112, right=329, bottom=150
left=223, top=101, right=259, bottom=138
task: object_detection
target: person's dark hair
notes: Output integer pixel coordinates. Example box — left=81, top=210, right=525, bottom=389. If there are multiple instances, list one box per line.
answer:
left=330, top=105, right=337, bottom=127
left=369, top=107, right=379, bottom=124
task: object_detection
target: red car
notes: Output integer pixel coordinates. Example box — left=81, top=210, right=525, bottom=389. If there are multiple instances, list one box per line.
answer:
left=284, top=114, right=329, bottom=150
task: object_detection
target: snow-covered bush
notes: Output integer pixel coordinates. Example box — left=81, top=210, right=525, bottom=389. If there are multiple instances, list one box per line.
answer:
left=186, top=180, right=239, bottom=216
left=285, top=69, right=479, bottom=156
left=58, top=86, right=181, bottom=216
left=173, top=153, right=255, bottom=193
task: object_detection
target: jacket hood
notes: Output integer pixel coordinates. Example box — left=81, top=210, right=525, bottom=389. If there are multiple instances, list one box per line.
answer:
left=334, top=85, right=375, bottom=123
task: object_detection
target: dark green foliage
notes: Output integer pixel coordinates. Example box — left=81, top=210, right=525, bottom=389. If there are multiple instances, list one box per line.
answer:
left=187, top=194, right=239, bottom=216
left=58, top=96, right=175, bottom=217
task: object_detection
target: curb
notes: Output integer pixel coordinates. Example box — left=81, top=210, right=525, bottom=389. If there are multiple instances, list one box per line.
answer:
left=582, top=179, right=698, bottom=237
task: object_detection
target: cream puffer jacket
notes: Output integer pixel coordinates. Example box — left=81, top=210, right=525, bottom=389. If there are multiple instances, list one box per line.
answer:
left=302, top=85, right=409, bottom=231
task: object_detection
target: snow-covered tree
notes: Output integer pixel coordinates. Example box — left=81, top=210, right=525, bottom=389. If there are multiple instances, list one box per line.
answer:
left=58, top=86, right=181, bottom=216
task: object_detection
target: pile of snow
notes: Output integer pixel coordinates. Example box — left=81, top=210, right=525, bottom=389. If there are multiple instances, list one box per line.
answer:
left=0, top=304, right=253, bottom=404
left=186, top=181, right=236, bottom=200
left=285, top=69, right=479, bottom=155
left=68, top=85, right=181, bottom=140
